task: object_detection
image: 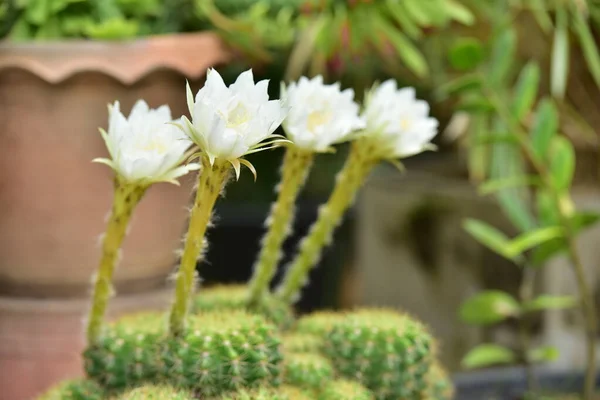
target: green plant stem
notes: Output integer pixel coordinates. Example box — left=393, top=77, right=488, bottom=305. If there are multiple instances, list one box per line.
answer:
left=485, top=84, right=597, bottom=400
left=247, top=146, right=314, bottom=308
left=169, top=158, right=230, bottom=337
left=519, top=267, right=537, bottom=393
left=87, top=179, right=147, bottom=346
left=275, top=141, right=377, bottom=304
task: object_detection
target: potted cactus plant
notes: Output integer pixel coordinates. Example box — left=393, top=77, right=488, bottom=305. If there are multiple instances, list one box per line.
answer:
left=36, top=68, right=452, bottom=400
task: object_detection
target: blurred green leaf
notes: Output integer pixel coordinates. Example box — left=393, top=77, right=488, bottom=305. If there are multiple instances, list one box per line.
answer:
left=523, top=295, right=577, bottom=312
left=549, top=136, right=575, bottom=192
left=505, top=226, right=563, bottom=257
left=572, top=10, right=600, bottom=89
left=489, top=27, right=516, bottom=87
left=385, top=0, right=421, bottom=38
left=26, top=0, right=49, bottom=25
left=86, top=17, right=138, bottom=40
left=460, top=291, right=521, bottom=325
left=448, top=37, right=485, bottom=71
left=437, top=74, right=481, bottom=97
left=377, top=18, right=428, bottom=77
left=444, top=0, right=474, bottom=25
left=403, top=0, right=431, bottom=26
left=531, top=98, right=558, bottom=161
left=457, top=97, right=495, bottom=113
left=572, top=211, right=600, bottom=232
left=528, top=346, right=560, bottom=363
left=478, top=175, right=540, bottom=195
left=463, top=219, right=512, bottom=259
left=551, top=6, right=569, bottom=99
left=511, top=62, right=540, bottom=122
left=462, top=344, right=516, bottom=369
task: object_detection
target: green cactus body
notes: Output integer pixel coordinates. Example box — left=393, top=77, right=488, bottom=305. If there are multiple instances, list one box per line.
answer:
left=37, top=379, right=105, bottom=400
left=294, top=311, right=347, bottom=336
left=281, top=333, right=323, bottom=354
left=425, top=362, right=454, bottom=400
left=324, top=309, right=434, bottom=400
left=84, top=312, right=165, bottom=390
left=283, top=352, right=334, bottom=390
left=85, top=310, right=282, bottom=396
left=193, top=284, right=294, bottom=328
left=248, top=147, right=314, bottom=308
left=115, top=385, right=194, bottom=400
left=318, top=379, right=374, bottom=400
left=162, top=310, right=283, bottom=397
left=218, top=385, right=312, bottom=400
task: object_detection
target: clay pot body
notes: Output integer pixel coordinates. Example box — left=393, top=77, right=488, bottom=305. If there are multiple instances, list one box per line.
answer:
left=0, top=33, right=231, bottom=296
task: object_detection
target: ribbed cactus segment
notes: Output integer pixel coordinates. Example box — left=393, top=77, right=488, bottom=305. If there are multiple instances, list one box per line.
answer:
left=324, top=309, right=434, bottom=400
left=281, top=333, right=323, bottom=354
left=37, top=379, right=104, bottom=400
left=115, top=385, right=194, bottom=399
left=283, top=352, right=334, bottom=390
left=162, top=310, right=283, bottom=397
left=318, top=379, right=374, bottom=400
left=294, top=311, right=346, bottom=336
left=218, top=385, right=312, bottom=400
left=425, top=362, right=454, bottom=400
left=193, top=284, right=294, bottom=328
left=84, top=312, right=165, bottom=390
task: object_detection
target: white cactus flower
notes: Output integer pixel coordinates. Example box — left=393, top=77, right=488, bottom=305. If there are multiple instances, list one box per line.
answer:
left=281, top=75, right=365, bottom=152
left=179, top=68, right=288, bottom=179
left=362, top=80, right=438, bottom=159
left=94, top=100, right=199, bottom=185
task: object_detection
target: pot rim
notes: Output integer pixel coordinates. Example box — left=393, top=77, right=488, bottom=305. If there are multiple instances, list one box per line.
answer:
left=0, top=32, right=233, bottom=84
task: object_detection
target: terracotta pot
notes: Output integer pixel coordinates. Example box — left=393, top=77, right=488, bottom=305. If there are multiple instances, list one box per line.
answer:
left=0, top=288, right=172, bottom=400
left=0, top=33, right=232, bottom=297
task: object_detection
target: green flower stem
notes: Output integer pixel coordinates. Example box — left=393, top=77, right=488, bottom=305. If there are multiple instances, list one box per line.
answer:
left=276, top=141, right=377, bottom=304
left=87, top=180, right=147, bottom=346
left=169, top=158, right=231, bottom=337
left=247, top=146, right=314, bottom=308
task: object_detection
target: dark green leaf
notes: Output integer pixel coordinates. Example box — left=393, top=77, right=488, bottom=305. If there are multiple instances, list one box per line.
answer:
left=462, top=344, right=516, bottom=369
left=460, top=290, right=520, bottom=325
left=549, top=136, right=575, bottom=192
left=463, top=219, right=512, bottom=259
left=528, top=346, right=560, bottom=363
left=448, top=37, right=485, bottom=71
left=531, top=98, right=558, bottom=161
left=523, top=295, right=577, bottom=312
left=457, top=97, right=495, bottom=114
left=511, top=62, right=540, bottom=121
left=532, top=238, right=566, bottom=266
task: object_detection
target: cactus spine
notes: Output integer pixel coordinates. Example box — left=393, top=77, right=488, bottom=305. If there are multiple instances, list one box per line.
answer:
left=318, top=379, right=374, bottom=400
left=87, top=179, right=147, bottom=346
left=247, top=146, right=314, bottom=308
left=37, top=379, right=105, bottom=400
left=283, top=352, right=334, bottom=390
left=169, top=158, right=231, bottom=336
left=276, top=142, right=377, bottom=303
left=115, top=385, right=194, bottom=400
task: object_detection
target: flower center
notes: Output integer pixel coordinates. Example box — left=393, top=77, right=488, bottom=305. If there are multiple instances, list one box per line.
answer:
left=400, top=118, right=412, bottom=130
left=227, top=102, right=251, bottom=129
left=138, top=137, right=169, bottom=154
left=307, top=109, right=332, bottom=133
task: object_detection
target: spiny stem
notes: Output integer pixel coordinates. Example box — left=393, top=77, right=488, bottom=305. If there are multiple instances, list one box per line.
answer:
left=87, top=180, right=147, bottom=346
left=169, top=158, right=230, bottom=337
left=247, top=146, right=314, bottom=308
left=276, top=141, right=377, bottom=304
left=485, top=83, right=597, bottom=400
